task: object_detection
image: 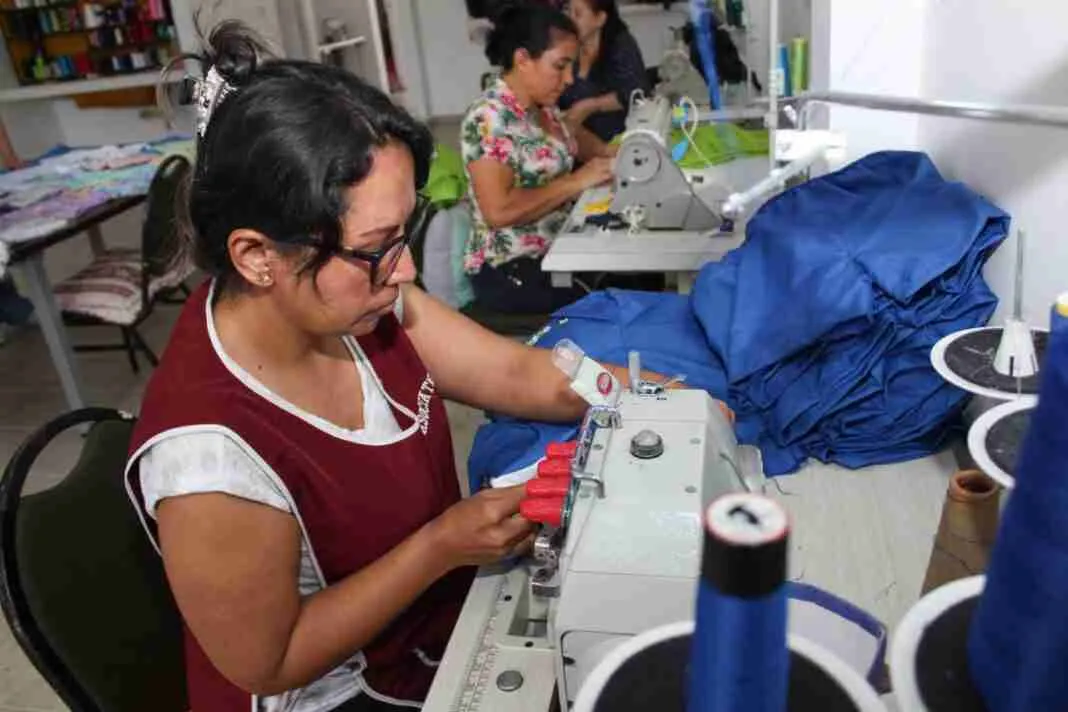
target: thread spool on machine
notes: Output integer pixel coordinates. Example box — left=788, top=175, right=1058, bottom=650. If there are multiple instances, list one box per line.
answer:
left=573, top=493, right=885, bottom=712
left=929, top=230, right=1051, bottom=491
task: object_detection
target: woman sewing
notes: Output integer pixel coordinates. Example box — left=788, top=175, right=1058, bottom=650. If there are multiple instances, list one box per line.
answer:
left=462, top=3, right=616, bottom=314
left=559, top=0, right=651, bottom=143
left=127, top=20, right=672, bottom=712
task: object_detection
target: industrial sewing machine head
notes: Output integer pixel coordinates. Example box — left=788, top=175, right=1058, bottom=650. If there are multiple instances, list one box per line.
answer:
left=610, top=94, right=725, bottom=232
left=519, top=345, right=761, bottom=708
left=423, top=344, right=762, bottom=712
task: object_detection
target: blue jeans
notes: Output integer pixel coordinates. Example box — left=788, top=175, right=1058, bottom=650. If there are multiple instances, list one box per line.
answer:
left=0, top=277, right=33, bottom=326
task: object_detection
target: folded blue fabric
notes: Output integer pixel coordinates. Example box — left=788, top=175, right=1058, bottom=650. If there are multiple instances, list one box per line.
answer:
left=467, top=151, right=1008, bottom=484
left=693, top=151, right=1006, bottom=474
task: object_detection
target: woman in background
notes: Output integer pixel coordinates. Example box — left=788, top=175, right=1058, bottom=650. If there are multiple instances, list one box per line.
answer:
left=461, top=3, right=615, bottom=314
left=559, top=0, right=651, bottom=143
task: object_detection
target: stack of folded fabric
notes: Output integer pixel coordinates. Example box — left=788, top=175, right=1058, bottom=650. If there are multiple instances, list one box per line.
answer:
left=692, top=151, right=1008, bottom=474
left=466, top=151, right=1009, bottom=484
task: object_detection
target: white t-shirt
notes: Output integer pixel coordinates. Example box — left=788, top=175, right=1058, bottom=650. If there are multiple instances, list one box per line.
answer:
left=138, top=294, right=421, bottom=712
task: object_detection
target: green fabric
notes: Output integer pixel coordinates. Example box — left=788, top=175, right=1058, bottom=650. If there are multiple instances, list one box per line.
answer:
left=670, top=123, right=769, bottom=169
left=422, top=143, right=468, bottom=207
left=608, top=123, right=769, bottom=168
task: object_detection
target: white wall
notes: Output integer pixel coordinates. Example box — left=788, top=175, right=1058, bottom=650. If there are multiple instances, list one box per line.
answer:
left=181, top=0, right=289, bottom=53
left=804, top=0, right=1066, bottom=324
left=918, top=0, right=1068, bottom=325
left=0, top=34, right=64, bottom=157
left=52, top=101, right=194, bottom=147
left=1, top=102, right=62, bottom=158
left=410, top=0, right=491, bottom=118
left=813, top=0, right=927, bottom=160
left=385, top=0, right=430, bottom=118
left=621, top=4, right=688, bottom=71
left=316, top=0, right=390, bottom=91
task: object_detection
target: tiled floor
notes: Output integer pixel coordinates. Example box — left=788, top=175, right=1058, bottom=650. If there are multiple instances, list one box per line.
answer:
left=0, top=199, right=485, bottom=710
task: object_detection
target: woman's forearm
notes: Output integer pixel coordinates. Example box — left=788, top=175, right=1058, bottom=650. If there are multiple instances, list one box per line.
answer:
left=473, top=166, right=583, bottom=228
left=592, top=92, right=623, bottom=114
left=569, top=93, right=621, bottom=124
left=242, top=524, right=448, bottom=695
left=499, top=346, right=676, bottom=424
left=574, top=124, right=616, bottom=162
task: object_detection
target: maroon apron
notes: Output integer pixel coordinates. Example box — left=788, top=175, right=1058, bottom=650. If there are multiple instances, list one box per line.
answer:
left=127, top=281, right=473, bottom=710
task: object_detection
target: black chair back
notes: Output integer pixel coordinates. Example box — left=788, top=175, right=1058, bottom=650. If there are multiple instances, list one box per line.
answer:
left=0, top=409, right=187, bottom=712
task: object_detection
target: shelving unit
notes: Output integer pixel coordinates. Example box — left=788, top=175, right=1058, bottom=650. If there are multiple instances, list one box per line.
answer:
left=0, top=0, right=178, bottom=87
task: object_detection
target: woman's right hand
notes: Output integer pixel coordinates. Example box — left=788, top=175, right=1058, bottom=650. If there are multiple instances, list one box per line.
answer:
left=426, top=486, right=536, bottom=571
left=572, top=155, right=615, bottom=192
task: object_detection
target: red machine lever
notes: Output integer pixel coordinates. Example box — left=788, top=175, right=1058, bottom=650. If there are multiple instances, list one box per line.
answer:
left=520, top=495, right=567, bottom=527
left=537, top=458, right=572, bottom=478
left=526, top=477, right=571, bottom=499
left=546, top=441, right=578, bottom=460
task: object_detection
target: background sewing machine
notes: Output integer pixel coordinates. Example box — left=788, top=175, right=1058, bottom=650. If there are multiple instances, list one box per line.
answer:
left=423, top=358, right=761, bottom=711
left=608, top=94, right=724, bottom=232
left=543, top=93, right=808, bottom=293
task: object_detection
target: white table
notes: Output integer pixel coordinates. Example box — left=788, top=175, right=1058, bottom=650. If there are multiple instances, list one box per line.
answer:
left=6, top=196, right=147, bottom=411
left=769, top=451, right=957, bottom=632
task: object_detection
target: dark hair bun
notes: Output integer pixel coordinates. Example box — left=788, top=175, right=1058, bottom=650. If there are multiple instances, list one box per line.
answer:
left=484, top=3, right=520, bottom=67
left=483, top=1, right=577, bottom=70
left=205, top=20, right=266, bottom=87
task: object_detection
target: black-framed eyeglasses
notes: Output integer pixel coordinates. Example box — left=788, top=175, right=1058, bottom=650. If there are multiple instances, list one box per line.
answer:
left=294, top=196, right=431, bottom=286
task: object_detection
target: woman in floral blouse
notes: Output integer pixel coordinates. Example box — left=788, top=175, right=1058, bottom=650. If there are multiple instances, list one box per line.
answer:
left=461, top=3, right=615, bottom=314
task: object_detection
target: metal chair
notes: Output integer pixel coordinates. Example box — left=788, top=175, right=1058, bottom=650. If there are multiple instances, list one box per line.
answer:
left=0, top=408, right=187, bottom=712
left=54, top=155, right=194, bottom=373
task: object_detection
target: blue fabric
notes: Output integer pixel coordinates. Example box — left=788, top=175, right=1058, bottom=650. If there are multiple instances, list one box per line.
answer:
left=967, top=326, right=1068, bottom=712
left=467, top=151, right=1008, bottom=485
left=693, top=151, right=1006, bottom=474
left=466, top=289, right=728, bottom=493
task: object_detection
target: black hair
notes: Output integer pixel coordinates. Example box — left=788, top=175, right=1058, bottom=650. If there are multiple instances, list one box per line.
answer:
left=484, top=2, right=578, bottom=70
left=169, top=21, right=432, bottom=291
left=578, top=0, right=627, bottom=72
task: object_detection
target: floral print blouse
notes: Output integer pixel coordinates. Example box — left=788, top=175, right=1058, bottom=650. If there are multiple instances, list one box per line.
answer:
left=460, top=77, right=577, bottom=273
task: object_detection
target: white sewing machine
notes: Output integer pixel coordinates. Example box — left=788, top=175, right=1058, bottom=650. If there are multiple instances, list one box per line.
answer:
left=608, top=94, right=725, bottom=232
left=423, top=354, right=761, bottom=711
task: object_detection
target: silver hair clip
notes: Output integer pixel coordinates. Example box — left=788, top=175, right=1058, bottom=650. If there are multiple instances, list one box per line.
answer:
left=194, top=66, right=236, bottom=139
